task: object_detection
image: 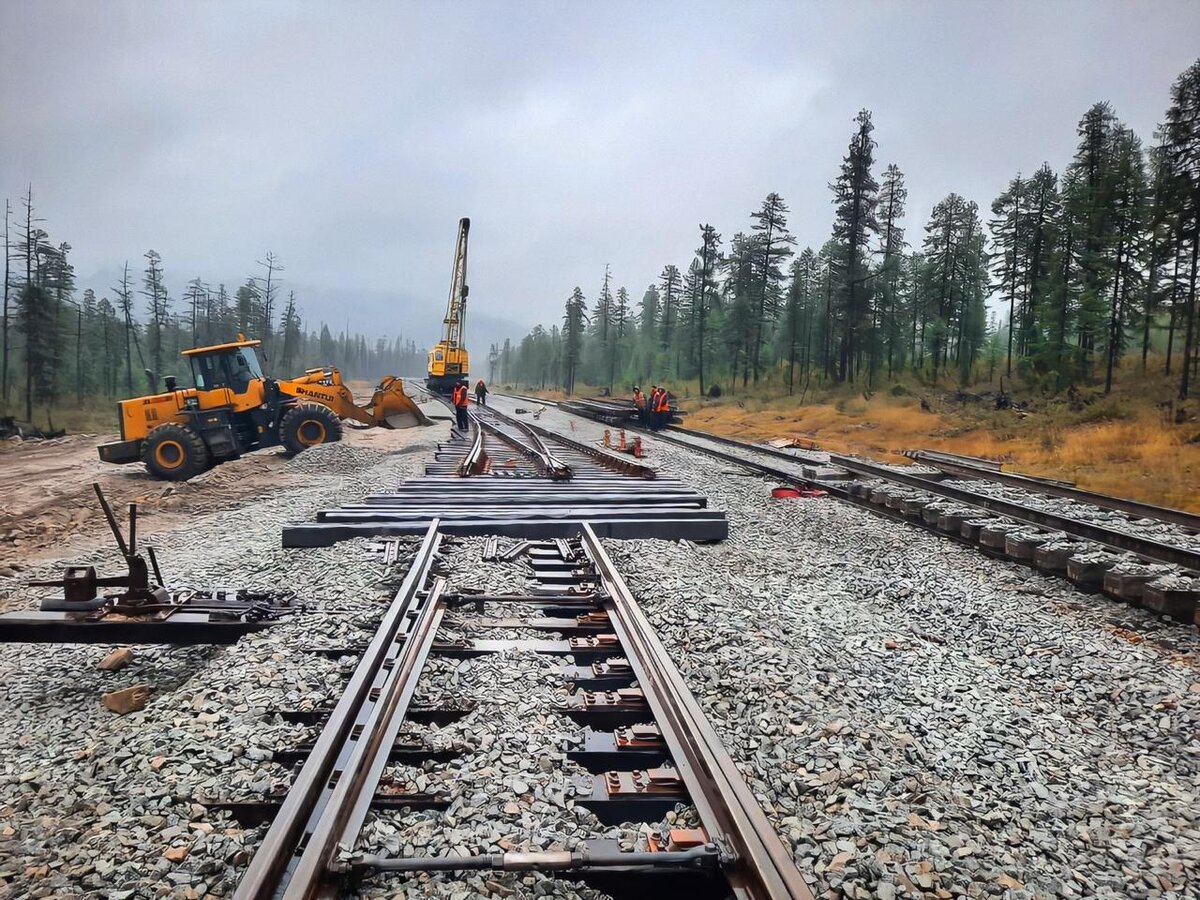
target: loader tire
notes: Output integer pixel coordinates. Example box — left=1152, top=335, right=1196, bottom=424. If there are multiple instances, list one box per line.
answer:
left=142, top=423, right=209, bottom=481
left=280, top=403, right=343, bottom=455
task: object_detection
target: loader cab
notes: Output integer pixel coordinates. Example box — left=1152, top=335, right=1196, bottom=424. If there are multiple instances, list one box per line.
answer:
left=184, top=340, right=265, bottom=395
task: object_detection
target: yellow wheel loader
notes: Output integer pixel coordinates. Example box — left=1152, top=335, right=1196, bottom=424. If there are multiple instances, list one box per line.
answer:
left=97, top=337, right=431, bottom=481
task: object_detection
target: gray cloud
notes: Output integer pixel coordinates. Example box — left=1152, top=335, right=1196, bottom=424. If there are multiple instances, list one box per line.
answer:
left=2, top=0, right=1198, bottom=346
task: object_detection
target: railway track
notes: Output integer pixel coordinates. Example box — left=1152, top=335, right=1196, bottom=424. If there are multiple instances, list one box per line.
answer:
left=500, top=393, right=1200, bottom=623
left=235, top=524, right=814, bottom=900
left=284, top=399, right=728, bottom=545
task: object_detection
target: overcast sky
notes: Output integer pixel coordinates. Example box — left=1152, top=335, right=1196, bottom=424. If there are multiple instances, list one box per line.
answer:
left=2, top=1, right=1198, bottom=348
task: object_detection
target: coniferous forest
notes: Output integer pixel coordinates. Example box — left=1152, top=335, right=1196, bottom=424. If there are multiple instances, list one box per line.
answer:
left=499, top=59, right=1200, bottom=404
left=0, top=196, right=425, bottom=426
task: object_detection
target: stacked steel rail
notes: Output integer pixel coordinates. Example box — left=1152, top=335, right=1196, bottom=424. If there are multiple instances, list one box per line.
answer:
left=235, top=524, right=814, bottom=899
left=284, top=404, right=728, bottom=545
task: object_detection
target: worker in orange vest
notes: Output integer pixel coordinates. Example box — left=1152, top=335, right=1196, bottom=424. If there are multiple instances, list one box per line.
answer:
left=452, top=380, right=470, bottom=431
left=632, top=386, right=646, bottom=426
left=474, top=379, right=488, bottom=406
left=653, top=386, right=671, bottom=430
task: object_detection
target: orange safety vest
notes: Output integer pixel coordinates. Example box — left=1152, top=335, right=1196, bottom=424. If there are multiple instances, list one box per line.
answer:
left=654, top=390, right=670, bottom=413
left=633, top=389, right=644, bottom=409
left=453, top=385, right=468, bottom=407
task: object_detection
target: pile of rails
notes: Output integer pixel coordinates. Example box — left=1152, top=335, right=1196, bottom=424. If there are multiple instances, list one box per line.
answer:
left=557, top=397, right=684, bottom=428
left=284, top=406, right=728, bottom=545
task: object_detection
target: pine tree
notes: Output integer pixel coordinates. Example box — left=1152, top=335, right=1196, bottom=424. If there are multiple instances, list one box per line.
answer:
left=1164, top=60, right=1200, bottom=398
left=658, top=264, right=681, bottom=359
left=877, top=164, right=907, bottom=378
left=830, top=110, right=880, bottom=381
left=280, top=290, right=301, bottom=372
left=989, top=174, right=1026, bottom=376
left=142, top=250, right=169, bottom=381
left=1020, top=164, right=1061, bottom=371
left=694, top=224, right=721, bottom=395
left=1065, top=102, right=1121, bottom=379
left=1103, top=127, right=1148, bottom=392
left=748, top=193, right=795, bottom=382
left=562, top=287, right=586, bottom=395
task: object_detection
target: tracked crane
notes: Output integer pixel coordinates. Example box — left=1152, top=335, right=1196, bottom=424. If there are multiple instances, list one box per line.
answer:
left=426, top=217, right=471, bottom=394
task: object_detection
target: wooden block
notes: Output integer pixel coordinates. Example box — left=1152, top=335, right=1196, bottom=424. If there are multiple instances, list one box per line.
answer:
left=103, top=685, right=150, bottom=715
left=937, top=512, right=968, bottom=534
left=98, top=648, right=134, bottom=671
left=1034, top=543, right=1088, bottom=574
left=1067, top=555, right=1117, bottom=592
left=1005, top=532, right=1048, bottom=561
left=1143, top=583, right=1199, bottom=621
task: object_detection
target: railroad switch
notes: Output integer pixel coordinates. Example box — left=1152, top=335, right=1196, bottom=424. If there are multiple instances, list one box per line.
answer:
left=603, top=767, right=684, bottom=797
left=614, top=723, right=665, bottom=749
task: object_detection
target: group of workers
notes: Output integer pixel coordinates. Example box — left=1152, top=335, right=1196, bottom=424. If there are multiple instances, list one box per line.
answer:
left=632, top=384, right=672, bottom=430
left=451, top=379, right=670, bottom=434
left=450, top=378, right=489, bottom=431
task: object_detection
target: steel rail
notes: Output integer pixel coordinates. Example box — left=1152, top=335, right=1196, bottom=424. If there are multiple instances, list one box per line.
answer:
left=578, top=525, right=816, bottom=900
left=903, top=449, right=1200, bottom=530
left=824, top=452, right=1200, bottom=571
left=512, top=420, right=573, bottom=479
left=455, top=418, right=488, bottom=476
left=234, top=523, right=443, bottom=900
left=289, top=578, right=447, bottom=898
left=483, top=402, right=657, bottom=479
left=473, top=414, right=572, bottom=479
left=510, top=393, right=1200, bottom=572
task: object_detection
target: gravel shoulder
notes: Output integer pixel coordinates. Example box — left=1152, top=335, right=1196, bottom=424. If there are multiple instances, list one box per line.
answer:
left=0, top=423, right=441, bottom=898
left=490, top=394, right=1200, bottom=900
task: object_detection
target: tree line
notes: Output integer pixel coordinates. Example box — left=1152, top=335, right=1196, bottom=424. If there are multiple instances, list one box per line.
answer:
left=501, top=58, right=1200, bottom=402
left=0, top=191, right=428, bottom=425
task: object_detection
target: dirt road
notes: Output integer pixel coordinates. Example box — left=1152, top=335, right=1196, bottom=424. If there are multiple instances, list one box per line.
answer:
left=0, top=424, right=439, bottom=569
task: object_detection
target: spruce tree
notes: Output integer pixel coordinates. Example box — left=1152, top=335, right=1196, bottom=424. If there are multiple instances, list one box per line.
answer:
left=830, top=110, right=879, bottom=382
left=748, top=193, right=795, bottom=382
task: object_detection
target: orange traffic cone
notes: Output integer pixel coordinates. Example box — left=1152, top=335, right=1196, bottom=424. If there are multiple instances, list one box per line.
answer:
left=618, top=430, right=627, bottom=451
left=602, top=429, right=611, bottom=448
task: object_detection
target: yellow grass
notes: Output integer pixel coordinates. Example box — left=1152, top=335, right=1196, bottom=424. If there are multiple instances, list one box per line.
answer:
left=681, top=392, right=1200, bottom=512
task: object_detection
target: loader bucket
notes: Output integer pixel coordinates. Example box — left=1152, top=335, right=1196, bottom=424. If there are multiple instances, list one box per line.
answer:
left=370, top=376, right=433, bottom=429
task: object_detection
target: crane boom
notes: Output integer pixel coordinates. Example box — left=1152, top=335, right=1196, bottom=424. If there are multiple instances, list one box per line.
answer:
left=444, top=217, right=469, bottom=350
left=427, top=217, right=471, bottom=393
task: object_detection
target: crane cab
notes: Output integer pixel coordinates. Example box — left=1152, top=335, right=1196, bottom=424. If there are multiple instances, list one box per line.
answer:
left=427, top=342, right=469, bottom=394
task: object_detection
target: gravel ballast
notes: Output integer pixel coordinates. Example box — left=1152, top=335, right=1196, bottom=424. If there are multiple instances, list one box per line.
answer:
left=489, top=394, right=1200, bottom=900
left=0, top=432, right=437, bottom=898
left=4, top=397, right=1200, bottom=899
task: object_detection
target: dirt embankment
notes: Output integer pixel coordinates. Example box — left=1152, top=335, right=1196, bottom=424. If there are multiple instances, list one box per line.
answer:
left=0, top=427, right=419, bottom=567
